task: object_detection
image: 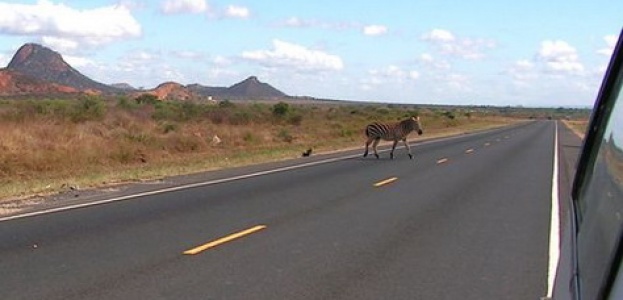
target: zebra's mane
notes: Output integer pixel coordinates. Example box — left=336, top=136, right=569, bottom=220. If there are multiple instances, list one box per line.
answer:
left=399, top=117, right=418, bottom=130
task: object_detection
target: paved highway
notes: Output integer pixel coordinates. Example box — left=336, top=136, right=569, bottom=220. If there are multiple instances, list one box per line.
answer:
left=0, top=121, right=578, bottom=299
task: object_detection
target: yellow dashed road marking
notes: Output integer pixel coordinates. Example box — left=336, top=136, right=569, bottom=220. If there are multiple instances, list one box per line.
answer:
left=437, top=158, right=449, bottom=164
left=184, top=225, right=267, bottom=255
left=374, top=177, right=398, bottom=187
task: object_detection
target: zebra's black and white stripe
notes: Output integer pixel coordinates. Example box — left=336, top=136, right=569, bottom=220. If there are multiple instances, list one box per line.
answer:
left=363, top=116, right=423, bottom=159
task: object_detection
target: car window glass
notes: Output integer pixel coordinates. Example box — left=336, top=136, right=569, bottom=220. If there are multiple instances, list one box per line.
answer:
left=576, top=70, right=623, bottom=299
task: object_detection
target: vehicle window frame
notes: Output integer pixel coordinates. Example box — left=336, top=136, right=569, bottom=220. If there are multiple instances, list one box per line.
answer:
left=573, top=30, right=623, bottom=220
left=571, top=28, right=623, bottom=299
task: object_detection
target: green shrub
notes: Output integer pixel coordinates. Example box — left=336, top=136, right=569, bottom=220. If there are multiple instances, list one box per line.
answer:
left=152, top=101, right=204, bottom=122
left=272, top=102, right=290, bottom=117
left=231, top=111, right=251, bottom=125
left=116, top=96, right=137, bottom=110
left=219, top=100, right=235, bottom=108
left=135, top=94, right=158, bottom=105
left=70, top=96, right=106, bottom=122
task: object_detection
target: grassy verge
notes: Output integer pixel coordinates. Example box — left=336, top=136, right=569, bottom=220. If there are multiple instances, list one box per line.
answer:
left=562, top=120, right=588, bottom=139
left=0, top=97, right=523, bottom=201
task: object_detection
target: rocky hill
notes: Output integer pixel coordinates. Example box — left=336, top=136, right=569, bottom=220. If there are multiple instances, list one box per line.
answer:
left=223, top=76, right=286, bottom=99
left=0, top=43, right=289, bottom=100
left=0, top=69, right=81, bottom=96
left=6, top=43, right=119, bottom=94
left=187, top=76, right=286, bottom=100
left=134, top=82, right=197, bottom=101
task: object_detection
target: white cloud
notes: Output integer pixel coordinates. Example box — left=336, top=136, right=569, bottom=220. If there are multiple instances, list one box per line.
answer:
left=597, top=34, right=618, bottom=56
left=364, top=65, right=420, bottom=90
left=508, top=59, right=538, bottom=83
left=0, top=0, right=141, bottom=50
left=363, top=25, right=388, bottom=36
left=418, top=53, right=451, bottom=70
left=278, top=17, right=357, bottom=31
left=0, top=53, right=8, bottom=67
left=369, top=65, right=405, bottom=78
left=420, top=53, right=434, bottom=63
left=283, top=17, right=308, bottom=28
left=422, top=29, right=456, bottom=42
left=40, top=36, right=79, bottom=53
left=225, top=5, right=250, bottom=19
left=242, top=39, right=344, bottom=72
left=421, top=29, right=495, bottom=60
left=123, top=50, right=162, bottom=65
left=515, top=59, right=534, bottom=70
left=537, top=40, right=584, bottom=73
left=212, top=55, right=232, bottom=66
left=64, top=55, right=95, bottom=68
left=444, top=73, right=471, bottom=91
left=160, top=0, right=207, bottom=14
left=171, top=50, right=204, bottom=60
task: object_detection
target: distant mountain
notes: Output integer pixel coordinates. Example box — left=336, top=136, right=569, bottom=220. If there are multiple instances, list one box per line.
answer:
left=186, top=84, right=228, bottom=98
left=134, top=81, right=197, bottom=101
left=226, top=76, right=286, bottom=98
left=6, top=43, right=119, bottom=94
left=110, top=83, right=136, bottom=91
left=0, top=68, right=83, bottom=96
left=0, top=43, right=289, bottom=100
left=188, top=76, right=287, bottom=100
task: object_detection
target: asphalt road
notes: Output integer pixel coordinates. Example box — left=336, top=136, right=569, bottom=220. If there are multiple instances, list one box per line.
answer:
left=0, top=120, right=578, bottom=300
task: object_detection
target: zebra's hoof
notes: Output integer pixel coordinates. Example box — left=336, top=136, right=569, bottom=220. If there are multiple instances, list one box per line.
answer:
left=408, top=154, right=413, bottom=159
left=390, top=153, right=394, bottom=160
left=374, top=154, right=379, bottom=159
left=363, top=153, right=368, bottom=158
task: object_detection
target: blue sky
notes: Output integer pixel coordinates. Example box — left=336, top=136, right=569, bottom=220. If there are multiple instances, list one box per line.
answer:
left=0, top=0, right=620, bottom=107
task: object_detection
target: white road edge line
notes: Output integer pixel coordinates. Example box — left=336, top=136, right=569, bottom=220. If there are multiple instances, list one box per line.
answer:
left=0, top=154, right=360, bottom=222
left=546, top=121, right=561, bottom=298
left=0, top=127, right=507, bottom=222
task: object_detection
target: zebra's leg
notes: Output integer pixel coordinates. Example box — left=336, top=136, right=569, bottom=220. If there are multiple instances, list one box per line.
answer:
left=403, top=138, right=413, bottom=159
left=364, top=137, right=373, bottom=157
left=372, top=138, right=381, bottom=159
left=390, top=140, right=399, bottom=159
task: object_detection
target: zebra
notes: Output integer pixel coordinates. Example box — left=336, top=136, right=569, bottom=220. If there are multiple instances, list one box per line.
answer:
left=363, top=116, right=423, bottom=159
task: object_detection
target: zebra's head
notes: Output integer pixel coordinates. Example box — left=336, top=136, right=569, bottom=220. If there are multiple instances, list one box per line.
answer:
left=410, top=116, right=423, bottom=135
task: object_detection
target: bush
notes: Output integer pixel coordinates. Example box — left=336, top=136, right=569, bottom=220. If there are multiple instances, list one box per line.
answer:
left=219, top=100, right=235, bottom=108
left=272, top=102, right=290, bottom=117
left=135, top=94, right=158, bottom=105
left=443, top=111, right=456, bottom=120
left=152, top=101, right=204, bottom=122
left=231, top=111, right=252, bottom=125
left=70, top=96, right=106, bottom=123
left=117, top=96, right=137, bottom=110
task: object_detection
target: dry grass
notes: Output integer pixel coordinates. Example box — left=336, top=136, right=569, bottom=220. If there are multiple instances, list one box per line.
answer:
left=562, top=120, right=588, bottom=139
left=0, top=98, right=518, bottom=201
